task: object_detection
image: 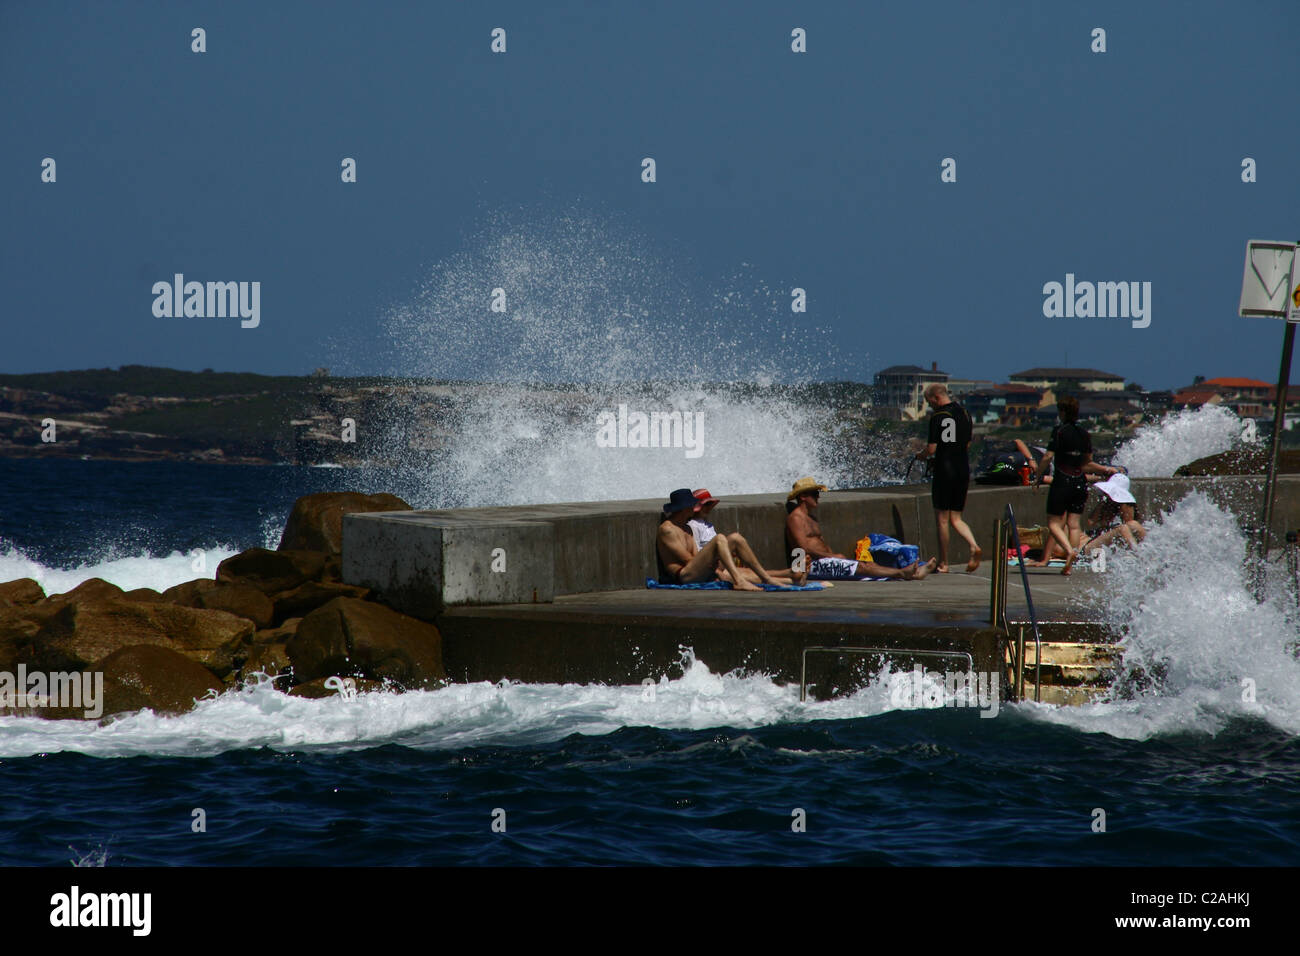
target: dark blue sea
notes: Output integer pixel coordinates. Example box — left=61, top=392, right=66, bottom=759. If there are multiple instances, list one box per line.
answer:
left=2, top=458, right=1299, bottom=867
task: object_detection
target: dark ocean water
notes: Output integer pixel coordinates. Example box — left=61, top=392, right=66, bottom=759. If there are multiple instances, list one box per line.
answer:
left=1, top=459, right=1299, bottom=867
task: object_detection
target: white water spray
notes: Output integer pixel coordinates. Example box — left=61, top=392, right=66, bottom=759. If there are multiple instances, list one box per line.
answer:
left=1113, top=403, right=1244, bottom=477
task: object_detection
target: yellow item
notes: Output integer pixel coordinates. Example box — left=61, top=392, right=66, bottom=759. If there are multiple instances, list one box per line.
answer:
left=854, top=537, right=874, bottom=563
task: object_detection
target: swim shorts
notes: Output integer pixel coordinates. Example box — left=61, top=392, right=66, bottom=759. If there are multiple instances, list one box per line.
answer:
left=931, top=459, right=970, bottom=512
left=808, top=557, right=865, bottom=580
left=1046, top=472, right=1089, bottom=516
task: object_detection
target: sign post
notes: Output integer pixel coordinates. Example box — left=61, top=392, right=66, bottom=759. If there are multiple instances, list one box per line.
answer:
left=1239, top=240, right=1300, bottom=594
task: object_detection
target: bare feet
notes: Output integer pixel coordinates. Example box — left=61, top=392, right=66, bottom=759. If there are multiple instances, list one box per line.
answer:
left=1061, top=549, right=1078, bottom=576
left=936, top=564, right=949, bottom=573
left=793, top=567, right=808, bottom=586
left=966, top=547, right=983, bottom=573
left=900, top=561, right=919, bottom=580
left=913, top=557, right=939, bottom=579
left=733, top=579, right=763, bottom=591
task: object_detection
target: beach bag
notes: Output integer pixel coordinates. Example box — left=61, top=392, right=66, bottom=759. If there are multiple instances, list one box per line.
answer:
left=855, top=533, right=920, bottom=569
left=976, top=453, right=1031, bottom=486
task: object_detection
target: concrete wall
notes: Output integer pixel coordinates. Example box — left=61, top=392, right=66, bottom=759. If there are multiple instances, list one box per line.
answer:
left=343, top=477, right=1300, bottom=615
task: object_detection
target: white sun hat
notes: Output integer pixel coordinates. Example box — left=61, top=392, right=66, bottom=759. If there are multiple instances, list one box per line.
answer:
left=1094, top=472, right=1136, bottom=504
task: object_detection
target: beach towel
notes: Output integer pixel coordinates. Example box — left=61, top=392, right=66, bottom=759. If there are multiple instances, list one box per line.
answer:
left=644, top=578, right=826, bottom=591
left=855, top=533, right=920, bottom=569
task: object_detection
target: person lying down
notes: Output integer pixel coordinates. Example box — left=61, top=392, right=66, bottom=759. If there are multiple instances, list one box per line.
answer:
left=785, top=477, right=937, bottom=580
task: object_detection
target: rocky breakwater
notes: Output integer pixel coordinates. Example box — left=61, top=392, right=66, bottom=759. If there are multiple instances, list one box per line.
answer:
left=0, top=491, right=447, bottom=721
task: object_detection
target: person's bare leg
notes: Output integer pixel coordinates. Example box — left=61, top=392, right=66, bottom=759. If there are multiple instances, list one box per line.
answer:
left=1116, top=524, right=1138, bottom=548
left=935, top=510, right=951, bottom=572
left=725, top=532, right=782, bottom=586
left=950, top=511, right=981, bottom=572
left=856, top=560, right=905, bottom=580
left=1030, top=523, right=1063, bottom=567
left=735, top=567, right=803, bottom=585
left=1067, top=514, right=1084, bottom=552
left=1041, top=515, right=1075, bottom=572
left=683, top=535, right=761, bottom=590
left=1127, top=520, right=1146, bottom=543
left=907, top=557, right=940, bottom=579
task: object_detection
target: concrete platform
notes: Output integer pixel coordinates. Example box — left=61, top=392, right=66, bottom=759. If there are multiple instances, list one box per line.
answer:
left=340, top=476, right=1300, bottom=696
left=435, top=565, right=1097, bottom=693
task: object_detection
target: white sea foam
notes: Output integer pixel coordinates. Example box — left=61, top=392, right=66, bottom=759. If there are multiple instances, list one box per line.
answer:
left=1028, top=491, right=1300, bottom=739
left=0, top=654, right=905, bottom=759
left=1112, top=403, right=1244, bottom=477
left=0, top=545, right=239, bottom=597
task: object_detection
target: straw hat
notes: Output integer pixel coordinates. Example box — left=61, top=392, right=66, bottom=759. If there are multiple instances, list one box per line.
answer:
left=787, top=476, right=828, bottom=501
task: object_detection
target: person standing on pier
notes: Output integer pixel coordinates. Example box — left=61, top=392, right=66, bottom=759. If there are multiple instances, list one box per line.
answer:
left=1030, top=395, right=1120, bottom=574
left=915, top=383, right=981, bottom=572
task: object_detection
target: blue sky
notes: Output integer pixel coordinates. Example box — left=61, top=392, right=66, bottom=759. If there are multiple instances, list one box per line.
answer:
left=4, top=0, right=1299, bottom=390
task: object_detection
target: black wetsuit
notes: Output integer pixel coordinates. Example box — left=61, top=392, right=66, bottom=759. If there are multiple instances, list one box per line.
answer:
left=1045, top=422, right=1091, bottom=515
left=928, top=400, right=972, bottom=511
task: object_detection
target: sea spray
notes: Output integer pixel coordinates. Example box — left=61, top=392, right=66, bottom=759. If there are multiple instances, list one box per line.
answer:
left=1113, top=403, right=1244, bottom=477
left=0, top=544, right=240, bottom=597
left=342, top=206, right=882, bottom=506
left=1040, top=491, right=1300, bottom=738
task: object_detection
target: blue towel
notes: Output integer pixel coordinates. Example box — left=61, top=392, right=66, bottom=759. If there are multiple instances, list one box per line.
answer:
left=644, top=578, right=825, bottom=591
left=867, top=534, right=920, bottom=568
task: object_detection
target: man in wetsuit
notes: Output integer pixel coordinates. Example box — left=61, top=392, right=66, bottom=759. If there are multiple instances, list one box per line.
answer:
left=917, top=383, right=981, bottom=572
left=1030, top=395, right=1119, bottom=574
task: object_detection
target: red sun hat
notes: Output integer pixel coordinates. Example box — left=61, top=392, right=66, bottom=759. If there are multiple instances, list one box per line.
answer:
left=692, top=488, right=720, bottom=506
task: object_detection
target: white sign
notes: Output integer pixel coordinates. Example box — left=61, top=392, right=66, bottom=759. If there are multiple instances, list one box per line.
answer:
left=1239, top=240, right=1299, bottom=321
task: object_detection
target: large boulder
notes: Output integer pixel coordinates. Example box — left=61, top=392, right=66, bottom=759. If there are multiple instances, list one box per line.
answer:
left=286, top=597, right=445, bottom=689
left=161, top=578, right=219, bottom=607
left=289, top=675, right=386, bottom=698
left=253, top=617, right=301, bottom=645
left=278, top=492, right=412, bottom=555
left=271, top=581, right=370, bottom=624
left=216, top=549, right=326, bottom=595
left=0, top=578, right=45, bottom=608
left=29, top=599, right=253, bottom=677
left=240, top=642, right=292, bottom=685
left=47, top=578, right=124, bottom=605
left=91, top=645, right=224, bottom=718
left=197, top=584, right=275, bottom=630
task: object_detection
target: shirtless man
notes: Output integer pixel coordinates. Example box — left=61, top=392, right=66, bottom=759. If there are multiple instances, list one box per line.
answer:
left=784, top=477, right=936, bottom=580
left=656, top=488, right=783, bottom=591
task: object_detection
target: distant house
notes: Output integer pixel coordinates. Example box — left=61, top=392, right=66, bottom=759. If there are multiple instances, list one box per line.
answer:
left=1171, top=388, right=1223, bottom=409
left=1009, top=367, right=1126, bottom=392
left=965, top=385, right=1048, bottom=426
left=873, top=363, right=948, bottom=420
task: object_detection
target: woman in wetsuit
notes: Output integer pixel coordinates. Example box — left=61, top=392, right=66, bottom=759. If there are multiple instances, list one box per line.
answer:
left=1029, top=396, right=1120, bottom=574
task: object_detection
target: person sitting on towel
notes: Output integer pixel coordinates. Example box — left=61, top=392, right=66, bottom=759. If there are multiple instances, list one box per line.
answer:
left=784, top=477, right=937, bottom=580
left=690, top=488, right=808, bottom=586
left=657, top=488, right=784, bottom=591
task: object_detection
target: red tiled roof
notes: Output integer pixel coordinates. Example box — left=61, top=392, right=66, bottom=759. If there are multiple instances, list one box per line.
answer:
left=1204, top=377, right=1272, bottom=389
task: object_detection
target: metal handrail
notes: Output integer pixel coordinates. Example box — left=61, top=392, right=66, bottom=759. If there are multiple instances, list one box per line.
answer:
left=799, top=646, right=975, bottom=702
left=1003, top=504, right=1043, bottom=702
